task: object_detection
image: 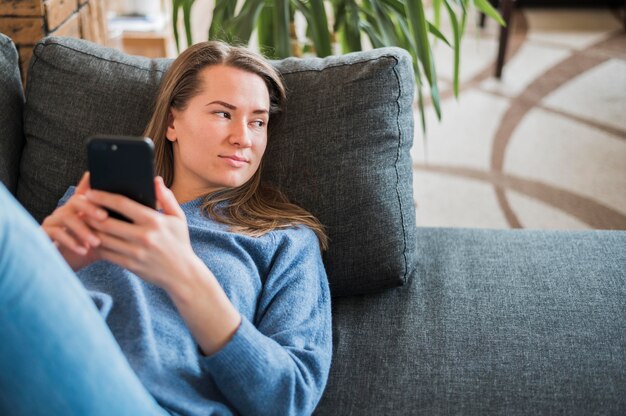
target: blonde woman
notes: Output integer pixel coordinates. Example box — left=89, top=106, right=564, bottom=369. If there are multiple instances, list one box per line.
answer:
left=0, top=41, right=331, bottom=416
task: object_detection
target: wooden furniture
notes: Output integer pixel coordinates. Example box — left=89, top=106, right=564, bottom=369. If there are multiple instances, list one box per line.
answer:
left=120, top=31, right=172, bottom=58
left=0, top=0, right=107, bottom=83
left=482, top=0, right=625, bottom=79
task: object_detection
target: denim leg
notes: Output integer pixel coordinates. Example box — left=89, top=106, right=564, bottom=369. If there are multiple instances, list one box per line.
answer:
left=0, top=185, right=169, bottom=416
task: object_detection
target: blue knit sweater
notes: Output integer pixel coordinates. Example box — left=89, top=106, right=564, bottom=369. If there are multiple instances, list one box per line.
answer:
left=60, top=188, right=332, bottom=416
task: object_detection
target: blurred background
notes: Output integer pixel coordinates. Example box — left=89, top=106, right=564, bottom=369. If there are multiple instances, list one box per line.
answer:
left=2, top=0, right=623, bottom=230
left=89, top=0, right=626, bottom=231
left=410, top=5, right=626, bottom=230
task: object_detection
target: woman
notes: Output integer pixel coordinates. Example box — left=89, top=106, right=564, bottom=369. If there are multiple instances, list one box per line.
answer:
left=0, top=41, right=331, bottom=416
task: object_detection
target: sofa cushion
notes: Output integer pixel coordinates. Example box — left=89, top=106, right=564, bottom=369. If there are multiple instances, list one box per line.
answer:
left=316, top=228, right=626, bottom=414
left=267, top=53, right=417, bottom=296
left=0, top=33, right=25, bottom=194
left=19, top=36, right=417, bottom=297
left=18, top=37, right=170, bottom=221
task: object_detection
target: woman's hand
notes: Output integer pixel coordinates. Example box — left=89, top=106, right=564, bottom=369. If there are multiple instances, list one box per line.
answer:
left=86, top=177, right=242, bottom=355
left=41, top=172, right=107, bottom=271
left=83, top=176, right=196, bottom=291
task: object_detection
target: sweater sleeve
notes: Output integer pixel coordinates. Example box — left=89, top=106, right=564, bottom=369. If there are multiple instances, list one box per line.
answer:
left=199, top=226, right=332, bottom=416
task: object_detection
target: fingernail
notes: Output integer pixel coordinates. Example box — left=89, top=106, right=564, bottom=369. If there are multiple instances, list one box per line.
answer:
left=96, top=209, right=107, bottom=219
left=89, top=235, right=100, bottom=246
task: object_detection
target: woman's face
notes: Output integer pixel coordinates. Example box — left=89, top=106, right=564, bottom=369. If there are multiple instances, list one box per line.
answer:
left=166, top=64, right=270, bottom=202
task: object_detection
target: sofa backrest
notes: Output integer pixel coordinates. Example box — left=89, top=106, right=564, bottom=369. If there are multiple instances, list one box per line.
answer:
left=0, top=33, right=25, bottom=195
left=15, top=36, right=418, bottom=298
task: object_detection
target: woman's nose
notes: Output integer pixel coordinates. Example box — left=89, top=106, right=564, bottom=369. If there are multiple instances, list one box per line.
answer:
left=229, top=121, right=252, bottom=147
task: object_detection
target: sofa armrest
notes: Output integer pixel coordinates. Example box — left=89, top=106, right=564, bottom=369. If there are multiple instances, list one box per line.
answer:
left=0, top=33, right=25, bottom=194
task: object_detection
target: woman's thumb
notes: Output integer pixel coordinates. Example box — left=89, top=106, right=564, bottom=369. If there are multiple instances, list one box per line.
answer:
left=155, top=176, right=184, bottom=218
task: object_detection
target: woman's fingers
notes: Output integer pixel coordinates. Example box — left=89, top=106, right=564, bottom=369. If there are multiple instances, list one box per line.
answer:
left=86, top=215, right=142, bottom=243
left=47, top=226, right=89, bottom=255
left=55, top=196, right=105, bottom=248
left=42, top=194, right=106, bottom=253
left=40, top=175, right=108, bottom=266
left=92, top=230, right=143, bottom=271
left=71, top=195, right=108, bottom=222
left=75, top=171, right=91, bottom=195
left=85, top=189, right=153, bottom=224
left=64, top=214, right=101, bottom=247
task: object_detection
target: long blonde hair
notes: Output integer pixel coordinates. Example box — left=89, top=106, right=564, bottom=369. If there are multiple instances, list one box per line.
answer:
left=143, top=41, right=328, bottom=250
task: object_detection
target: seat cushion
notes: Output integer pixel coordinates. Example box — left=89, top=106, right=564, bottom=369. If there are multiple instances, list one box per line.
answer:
left=19, top=36, right=418, bottom=297
left=0, top=33, right=25, bottom=194
left=316, top=228, right=626, bottom=414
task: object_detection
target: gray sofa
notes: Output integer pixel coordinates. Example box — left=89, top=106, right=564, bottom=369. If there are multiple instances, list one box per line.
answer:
left=1, top=33, right=624, bottom=415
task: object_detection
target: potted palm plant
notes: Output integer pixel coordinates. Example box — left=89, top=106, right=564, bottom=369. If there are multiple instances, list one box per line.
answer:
left=171, top=0, right=504, bottom=131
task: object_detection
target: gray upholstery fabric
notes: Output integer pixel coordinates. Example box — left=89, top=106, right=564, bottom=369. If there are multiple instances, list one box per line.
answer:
left=18, top=37, right=170, bottom=223
left=267, top=53, right=417, bottom=296
left=315, top=228, right=626, bottom=415
left=18, top=36, right=417, bottom=297
left=0, top=33, right=25, bottom=194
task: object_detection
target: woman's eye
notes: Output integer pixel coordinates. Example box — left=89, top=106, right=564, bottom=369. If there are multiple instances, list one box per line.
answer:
left=215, top=111, right=230, bottom=119
left=252, top=120, right=266, bottom=128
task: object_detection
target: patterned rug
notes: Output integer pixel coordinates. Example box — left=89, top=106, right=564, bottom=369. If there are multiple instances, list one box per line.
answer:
left=412, top=7, right=626, bottom=230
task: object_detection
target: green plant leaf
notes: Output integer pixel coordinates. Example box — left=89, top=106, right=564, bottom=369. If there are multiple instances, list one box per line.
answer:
left=444, top=0, right=461, bottom=97
left=182, top=0, right=195, bottom=48
left=209, top=0, right=237, bottom=41
left=428, top=21, right=451, bottom=47
left=230, top=0, right=266, bottom=43
left=433, top=0, right=442, bottom=29
left=427, top=46, right=442, bottom=120
left=341, top=0, right=362, bottom=52
left=405, top=0, right=433, bottom=84
left=392, top=9, right=416, bottom=51
left=460, top=0, right=468, bottom=36
left=172, top=0, right=182, bottom=52
left=359, top=20, right=385, bottom=49
left=369, top=0, right=401, bottom=46
left=474, top=0, right=505, bottom=26
left=458, top=0, right=468, bottom=13
left=308, top=0, right=333, bottom=57
left=295, top=0, right=332, bottom=57
left=273, top=0, right=291, bottom=58
left=333, top=0, right=347, bottom=33
left=379, top=0, right=405, bottom=14
left=257, top=3, right=276, bottom=57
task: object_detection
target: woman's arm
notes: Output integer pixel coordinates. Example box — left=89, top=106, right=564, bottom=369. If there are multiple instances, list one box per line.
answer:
left=161, top=254, right=243, bottom=355
left=199, top=228, right=333, bottom=416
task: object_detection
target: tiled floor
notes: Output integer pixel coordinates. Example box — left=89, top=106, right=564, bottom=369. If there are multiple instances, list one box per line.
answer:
left=412, top=7, right=626, bottom=230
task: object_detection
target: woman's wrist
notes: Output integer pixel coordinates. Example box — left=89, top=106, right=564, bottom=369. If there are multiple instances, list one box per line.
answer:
left=164, top=252, right=208, bottom=302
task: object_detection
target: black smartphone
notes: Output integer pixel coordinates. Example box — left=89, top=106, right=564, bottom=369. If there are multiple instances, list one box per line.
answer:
left=87, top=135, right=156, bottom=222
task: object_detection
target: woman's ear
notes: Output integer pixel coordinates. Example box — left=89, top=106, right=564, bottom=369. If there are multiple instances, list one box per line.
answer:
left=165, top=110, right=177, bottom=142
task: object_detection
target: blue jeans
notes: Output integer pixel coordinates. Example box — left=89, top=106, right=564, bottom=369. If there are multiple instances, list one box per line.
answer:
left=0, top=184, right=168, bottom=415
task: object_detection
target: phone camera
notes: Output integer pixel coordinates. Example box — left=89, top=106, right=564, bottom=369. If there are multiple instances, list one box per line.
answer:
left=111, top=144, right=118, bottom=151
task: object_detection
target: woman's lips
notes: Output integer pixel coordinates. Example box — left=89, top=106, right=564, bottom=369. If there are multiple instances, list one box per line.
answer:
left=219, top=155, right=250, bottom=167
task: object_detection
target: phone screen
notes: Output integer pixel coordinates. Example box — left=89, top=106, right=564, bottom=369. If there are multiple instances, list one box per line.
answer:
left=87, top=135, right=156, bottom=222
